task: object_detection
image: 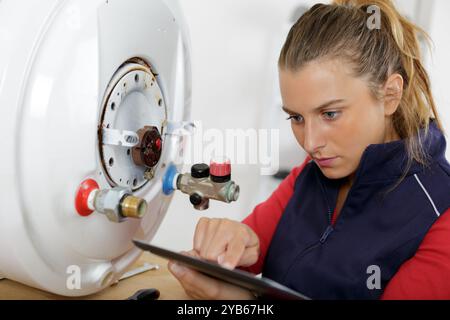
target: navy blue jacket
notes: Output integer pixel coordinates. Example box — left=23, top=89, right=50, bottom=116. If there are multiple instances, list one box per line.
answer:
left=263, top=120, right=450, bottom=299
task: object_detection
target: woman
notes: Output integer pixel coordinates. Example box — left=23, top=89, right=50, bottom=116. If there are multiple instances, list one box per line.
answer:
left=168, top=0, right=450, bottom=299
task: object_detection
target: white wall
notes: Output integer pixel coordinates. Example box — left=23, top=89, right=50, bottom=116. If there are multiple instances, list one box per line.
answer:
left=425, top=0, right=450, bottom=159
left=153, top=0, right=450, bottom=251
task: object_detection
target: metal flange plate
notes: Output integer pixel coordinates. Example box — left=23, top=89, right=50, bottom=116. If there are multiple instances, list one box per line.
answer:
left=99, top=61, right=167, bottom=190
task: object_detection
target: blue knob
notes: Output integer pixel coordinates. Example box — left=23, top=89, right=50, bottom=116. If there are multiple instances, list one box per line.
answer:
left=162, top=164, right=179, bottom=195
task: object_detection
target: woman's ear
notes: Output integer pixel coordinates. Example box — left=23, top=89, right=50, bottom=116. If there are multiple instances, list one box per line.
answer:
left=383, top=73, right=404, bottom=116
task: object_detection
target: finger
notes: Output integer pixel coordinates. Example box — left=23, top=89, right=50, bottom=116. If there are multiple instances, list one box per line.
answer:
left=233, top=243, right=259, bottom=267
left=219, top=227, right=259, bottom=268
left=235, top=225, right=260, bottom=266
left=193, top=217, right=209, bottom=252
left=199, top=218, right=222, bottom=258
left=202, top=219, right=237, bottom=261
left=179, top=250, right=201, bottom=259
left=238, top=245, right=260, bottom=267
left=168, top=261, right=221, bottom=299
left=185, top=249, right=201, bottom=258
left=168, top=262, right=201, bottom=299
left=217, top=232, right=247, bottom=269
left=174, top=250, right=217, bottom=299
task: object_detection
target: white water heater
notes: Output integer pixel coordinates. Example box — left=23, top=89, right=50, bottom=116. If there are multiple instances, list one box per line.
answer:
left=0, top=0, right=192, bottom=296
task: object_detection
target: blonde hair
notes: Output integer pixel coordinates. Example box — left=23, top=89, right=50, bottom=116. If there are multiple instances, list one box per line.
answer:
left=279, top=0, right=444, bottom=184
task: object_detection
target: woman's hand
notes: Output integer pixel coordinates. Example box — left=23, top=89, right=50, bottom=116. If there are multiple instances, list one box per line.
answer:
left=168, top=217, right=261, bottom=299
left=193, top=217, right=260, bottom=269
left=168, top=250, right=255, bottom=300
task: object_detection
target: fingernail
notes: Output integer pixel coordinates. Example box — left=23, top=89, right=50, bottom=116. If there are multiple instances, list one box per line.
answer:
left=170, top=263, right=186, bottom=276
left=222, top=262, right=234, bottom=270
left=218, top=254, right=233, bottom=270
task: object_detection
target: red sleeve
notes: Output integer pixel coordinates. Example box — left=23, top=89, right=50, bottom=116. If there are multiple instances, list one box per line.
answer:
left=240, top=157, right=311, bottom=274
left=381, top=207, right=450, bottom=300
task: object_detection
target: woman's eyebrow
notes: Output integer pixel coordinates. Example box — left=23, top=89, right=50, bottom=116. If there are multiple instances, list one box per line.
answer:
left=282, top=99, right=346, bottom=115
left=314, top=99, right=346, bottom=111
left=282, top=106, right=298, bottom=115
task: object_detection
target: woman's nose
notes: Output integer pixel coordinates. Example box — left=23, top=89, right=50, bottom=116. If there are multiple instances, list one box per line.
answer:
left=303, top=122, right=325, bottom=155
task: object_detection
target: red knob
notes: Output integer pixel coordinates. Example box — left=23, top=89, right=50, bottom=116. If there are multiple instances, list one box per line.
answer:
left=75, top=179, right=99, bottom=217
left=210, top=159, right=231, bottom=177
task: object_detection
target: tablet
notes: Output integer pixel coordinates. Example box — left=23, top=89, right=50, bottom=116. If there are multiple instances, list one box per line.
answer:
left=133, top=240, right=310, bottom=300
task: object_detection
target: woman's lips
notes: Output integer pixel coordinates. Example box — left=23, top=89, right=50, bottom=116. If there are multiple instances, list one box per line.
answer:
left=314, top=157, right=338, bottom=168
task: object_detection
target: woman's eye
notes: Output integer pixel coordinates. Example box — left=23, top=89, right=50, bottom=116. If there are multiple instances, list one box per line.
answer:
left=286, top=115, right=303, bottom=123
left=323, top=111, right=340, bottom=120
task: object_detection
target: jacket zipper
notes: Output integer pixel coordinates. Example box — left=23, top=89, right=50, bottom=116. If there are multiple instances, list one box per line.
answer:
left=280, top=207, right=335, bottom=283
left=295, top=221, right=334, bottom=259
left=283, top=161, right=368, bottom=280
left=320, top=225, right=334, bottom=243
left=281, top=222, right=334, bottom=283
left=318, top=175, right=335, bottom=243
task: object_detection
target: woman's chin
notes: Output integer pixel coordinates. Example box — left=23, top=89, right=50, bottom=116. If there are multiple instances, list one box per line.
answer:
left=320, top=167, right=350, bottom=180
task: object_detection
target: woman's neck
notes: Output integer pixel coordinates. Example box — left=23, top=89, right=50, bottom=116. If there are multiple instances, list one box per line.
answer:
left=384, top=121, right=401, bottom=143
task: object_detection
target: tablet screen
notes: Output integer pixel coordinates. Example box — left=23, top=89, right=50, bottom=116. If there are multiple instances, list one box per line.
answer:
left=133, top=240, right=310, bottom=300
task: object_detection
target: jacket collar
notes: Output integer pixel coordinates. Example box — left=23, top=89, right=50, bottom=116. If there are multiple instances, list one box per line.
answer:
left=357, top=119, right=446, bottom=184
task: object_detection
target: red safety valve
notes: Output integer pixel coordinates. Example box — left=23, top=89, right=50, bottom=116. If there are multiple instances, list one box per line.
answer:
left=210, top=157, right=231, bottom=183
left=75, top=179, right=99, bottom=217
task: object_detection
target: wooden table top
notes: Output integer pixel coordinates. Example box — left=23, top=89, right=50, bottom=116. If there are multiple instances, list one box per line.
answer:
left=0, top=252, right=191, bottom=300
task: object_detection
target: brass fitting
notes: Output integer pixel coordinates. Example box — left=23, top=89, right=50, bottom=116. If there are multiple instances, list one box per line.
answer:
left=93, top=187, right=148, bottom=223
left=120, top=195, right=148, bottom=219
